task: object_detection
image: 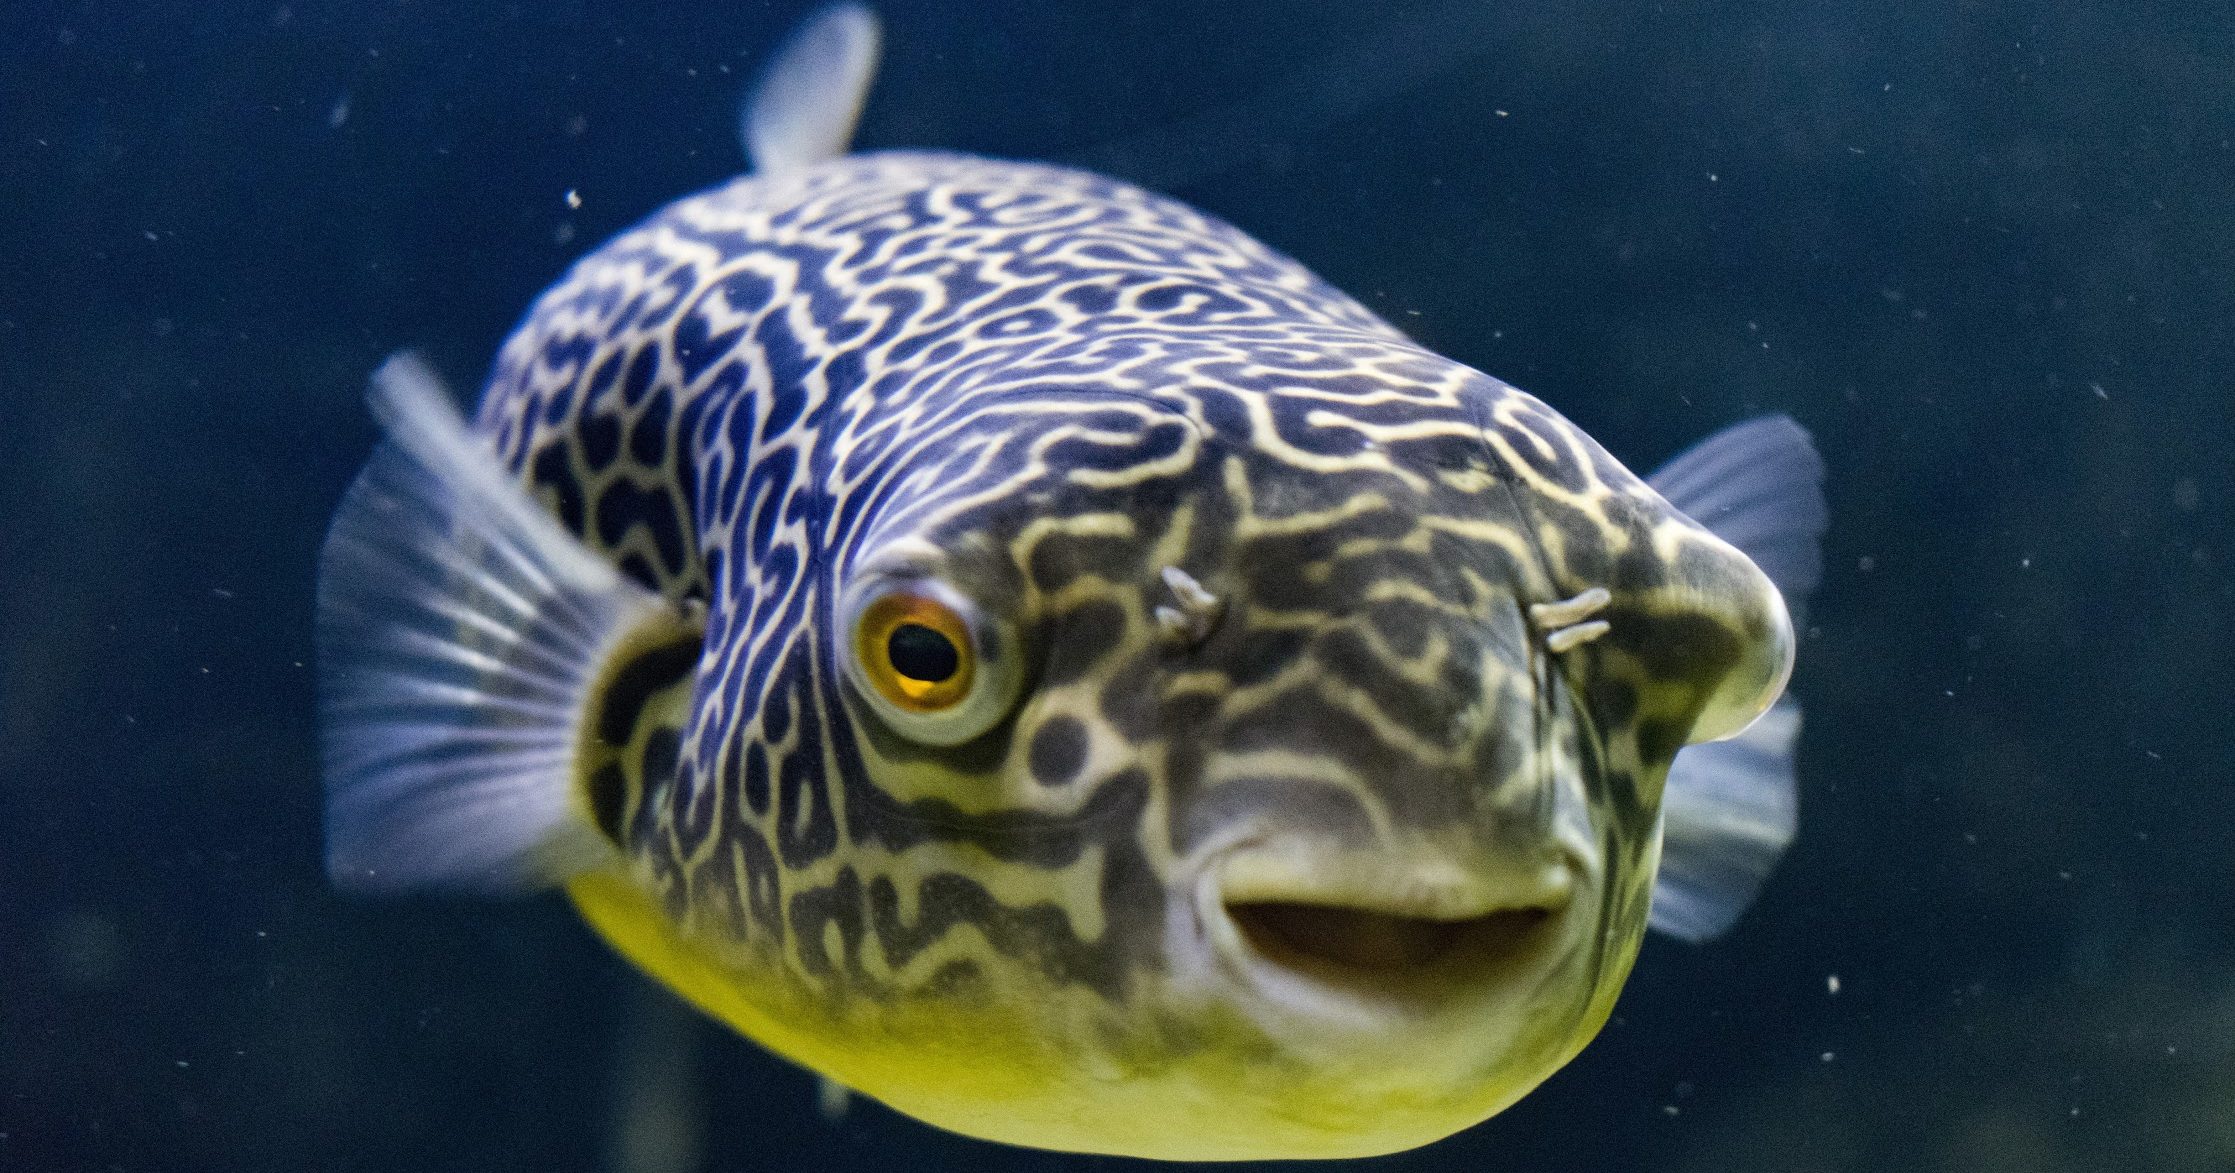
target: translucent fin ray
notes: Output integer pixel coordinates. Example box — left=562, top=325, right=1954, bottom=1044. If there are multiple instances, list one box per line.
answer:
left=742, top=3, right=883, bottom=178
left=1650, top=700, right=1801, bottom=942
left=1648, top=415, right=1827, bottom=608
left=1646, top=416, right=1825, bottom=940
left=317, top=354, right=670, bottom=895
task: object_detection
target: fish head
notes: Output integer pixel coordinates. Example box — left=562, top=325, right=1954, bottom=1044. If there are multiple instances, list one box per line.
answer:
left=811, top=356, right=1793, bottom=1158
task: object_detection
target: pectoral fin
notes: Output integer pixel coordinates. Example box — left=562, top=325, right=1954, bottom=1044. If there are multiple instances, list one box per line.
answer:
left=317, top=355, right=693, bottom=895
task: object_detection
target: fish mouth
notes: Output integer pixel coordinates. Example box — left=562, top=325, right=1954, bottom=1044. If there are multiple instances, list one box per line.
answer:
left=1226, top=900, right=1553, bottom=973
left=1202, top=848, right=1577, bottom=1015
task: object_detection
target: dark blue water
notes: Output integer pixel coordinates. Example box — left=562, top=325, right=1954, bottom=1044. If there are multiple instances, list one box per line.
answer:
left=5, top=2, right=2231, bottom=1170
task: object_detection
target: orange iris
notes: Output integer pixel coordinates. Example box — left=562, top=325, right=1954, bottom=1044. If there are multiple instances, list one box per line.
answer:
left=853, top=592, right=975, bottom=713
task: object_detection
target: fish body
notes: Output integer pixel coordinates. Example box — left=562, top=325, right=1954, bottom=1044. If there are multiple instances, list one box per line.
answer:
left=318, top=6, right=1823, bottom=1160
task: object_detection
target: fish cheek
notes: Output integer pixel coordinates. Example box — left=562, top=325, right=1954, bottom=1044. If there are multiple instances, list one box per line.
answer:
left=1627, top=525, right=1797, bottom=743
left=1578, top=605, right=1745, bottom=774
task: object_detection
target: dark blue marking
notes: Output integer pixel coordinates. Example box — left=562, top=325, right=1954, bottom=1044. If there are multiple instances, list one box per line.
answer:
left=865, top=869, right=1124, bottom=994
left=974, top=279, right=1064, bottom=313
left=742, top=740, right=771, bottom=816
left=786, top=865, right=864, bottom=978
left=580, top=407, right=622, bottom=473
left=642, top=731, right=682, bottom=805
left=637, top=264, right=700, bottom=332
left=617, top=551, right=657, bottom=589
left=1060, top=283, right=1119, bottom=315
left=925, top=261, right=1000, bottom=312
left=755, top=323, right=811, bottom=443
left=594, top=478, right=687, bottom=578
left=757, top=545, right=802, bottom=613
left=743, top=447, right=796, bottom=565
left=717, top=737, right=742, bottom=808
left=730, top=559, right=810, bottom=784
left=835, top=407, right=901, bottom=484
left=1028, top=716, right=1087, bottom=786
left=539, top=381, right=577, bottom=427
left=701, top=546, right=726, bottom=610
left=867, top=289, right=933, bottom=362
left=1189, top=381, right=1254, bottom=440
left=529, top=442, right=586, bottom=534
left=775, top=660, right=837, bottom=867
left=676, top=270, right=772, bottom=385
left=1498, top=401, right=1591, bottom=493
left=674, top=389, right=710, bottom=540
left=1134, top=281, right=1250, bottom=318
left=560, top=281, right=618, bottom=319
left=822, top=345, right=865, bottom=402
left=628, top=387, right=672, bottom=468
left=703, top=445, right=737, bottom=532
left=710, top=417, right=755, bottom=527
left=976, top=308, right=1059, bottom=338
left=1042, top=417, right=1188, bottom=475
left=743, top=477, right=780, bottom=567
left=823, top=391, right=1110, bottom=545
left=538, top=331, right=596, bottom=379
left=496, top=410, right=524, bottom=466
left=618, top=343, right=660, bottom=407
left=738, top=826, right=785, bottom=940
left=712, top=645, right=749, bottom=741
left=587, top=762, right=626, bottom=843
left=761, top=658, right=793, bottom=742
left=794, top=254, right=854, bottom=333
left=605, top=288, right=647, bottom=334
left=582, top=348, right=623, bottom=405
left=675, top=732, right=718, bottom=854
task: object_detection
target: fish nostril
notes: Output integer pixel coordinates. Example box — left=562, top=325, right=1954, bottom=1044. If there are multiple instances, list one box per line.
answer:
left=1225, top=900, right=1552, bottom=976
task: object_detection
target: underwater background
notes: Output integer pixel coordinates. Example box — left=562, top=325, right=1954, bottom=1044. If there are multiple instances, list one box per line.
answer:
left=4, top=0, right=2232, bottom=1169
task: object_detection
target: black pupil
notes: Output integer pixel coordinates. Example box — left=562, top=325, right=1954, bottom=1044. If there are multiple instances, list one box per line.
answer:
left=887, top=623, right=960, bottom=683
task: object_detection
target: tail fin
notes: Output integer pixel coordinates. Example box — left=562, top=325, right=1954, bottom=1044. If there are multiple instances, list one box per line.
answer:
left=1644, top=416, right=1826, bottom=941
left=316, top=355, right=675, bottom=894
left=742, top=4, right=883, bottom=178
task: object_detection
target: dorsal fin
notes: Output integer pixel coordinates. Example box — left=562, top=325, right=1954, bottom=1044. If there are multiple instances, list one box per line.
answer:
left=742, top=3, right=883, bottom=178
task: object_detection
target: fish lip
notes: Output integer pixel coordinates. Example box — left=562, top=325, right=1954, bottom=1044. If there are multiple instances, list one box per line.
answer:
left=1192, top=843, right=1585, bottom=1026
left=1212, top=849, right=1575, bottom=920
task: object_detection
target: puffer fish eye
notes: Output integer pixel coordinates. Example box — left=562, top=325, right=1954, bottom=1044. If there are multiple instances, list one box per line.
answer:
left=837, top=577, right=1019, bottom=745
left=857, top=593, right=973, bottom=709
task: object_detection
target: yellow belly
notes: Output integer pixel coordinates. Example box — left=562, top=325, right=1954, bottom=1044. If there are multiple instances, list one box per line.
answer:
left=565, top=867, right=1607, bottom=1160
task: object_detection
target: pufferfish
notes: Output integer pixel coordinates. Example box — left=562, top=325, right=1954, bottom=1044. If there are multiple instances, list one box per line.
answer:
left=317, top=5, right=1826, bottom=1161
